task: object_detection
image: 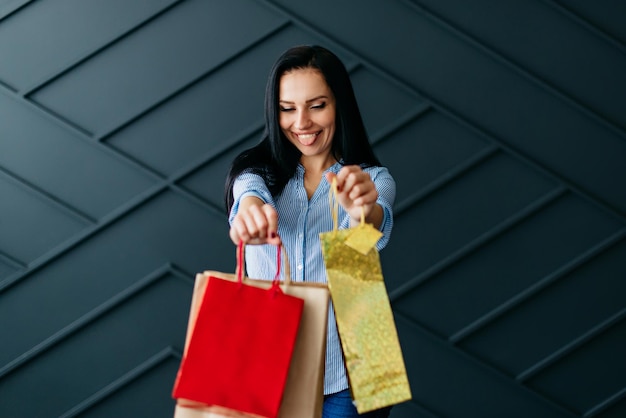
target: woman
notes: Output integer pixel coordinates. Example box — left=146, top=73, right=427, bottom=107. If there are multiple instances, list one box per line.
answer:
left=224, top=45, right=396, bottom=418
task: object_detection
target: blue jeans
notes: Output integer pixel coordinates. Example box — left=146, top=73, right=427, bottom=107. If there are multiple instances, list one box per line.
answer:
left=323, top=390, right=392, bottom=418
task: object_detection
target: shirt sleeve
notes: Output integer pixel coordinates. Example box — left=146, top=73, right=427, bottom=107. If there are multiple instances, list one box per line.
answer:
left=373, top=167, right=396, bottom=250
left=228, top=171, right=274, bottom=225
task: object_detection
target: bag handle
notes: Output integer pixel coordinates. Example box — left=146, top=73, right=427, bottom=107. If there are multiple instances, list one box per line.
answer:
left=236, top=241, right=292, bottom=285
left=328, top=177, right=365, bottom=233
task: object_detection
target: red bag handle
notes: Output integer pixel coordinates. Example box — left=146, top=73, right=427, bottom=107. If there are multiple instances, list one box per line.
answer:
left=236, top=241, right=290, bottom=286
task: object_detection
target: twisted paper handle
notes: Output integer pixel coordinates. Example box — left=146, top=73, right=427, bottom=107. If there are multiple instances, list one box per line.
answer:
left=236, top=241, right=287, bottom=287
left=328, top=177, right=365, bottom=233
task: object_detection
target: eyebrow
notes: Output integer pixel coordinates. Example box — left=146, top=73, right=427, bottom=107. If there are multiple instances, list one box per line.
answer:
left=279, top=95, right=329, bottom=104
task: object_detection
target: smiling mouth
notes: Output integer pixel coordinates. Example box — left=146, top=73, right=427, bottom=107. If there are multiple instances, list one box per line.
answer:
left=294, top=131, right=321, bottom=145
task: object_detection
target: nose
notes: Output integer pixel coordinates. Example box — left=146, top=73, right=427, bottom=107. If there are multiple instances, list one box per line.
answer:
left=294, top=109, right=311, bottom=130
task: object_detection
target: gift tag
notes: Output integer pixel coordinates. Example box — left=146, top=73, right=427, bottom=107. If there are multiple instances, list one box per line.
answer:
left=344, top=222, right=383, bottom=255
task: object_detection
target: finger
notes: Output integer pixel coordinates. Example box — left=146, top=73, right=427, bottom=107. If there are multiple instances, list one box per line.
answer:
left=229, top=225, right=241, bottom=245
left=349, top=174, right=376, bottom=200
left=352, top=187, right=378, bottom=207
left=336, top=165, right=359, bottom=191
left=343, top=171, right=370, bottom=201
left=234, top=209, right=263, bottom=243
left=230, top=217, right=250, bottom=244
left=261, top=204, right=279, bottom=237
left=248, top=204, right=269, bottom=240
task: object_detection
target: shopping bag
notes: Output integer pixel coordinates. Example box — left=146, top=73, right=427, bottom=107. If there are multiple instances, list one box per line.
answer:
left=319, top=178, right=412, bottom=413
left=174, top=400, right=261, bottom=417
left=173, top=243, right=329, bottom=418
left=172, top=243, right=304, bottom=418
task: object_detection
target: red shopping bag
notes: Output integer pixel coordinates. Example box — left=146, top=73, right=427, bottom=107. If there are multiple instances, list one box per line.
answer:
left=172, top=243, right=304, bottom=418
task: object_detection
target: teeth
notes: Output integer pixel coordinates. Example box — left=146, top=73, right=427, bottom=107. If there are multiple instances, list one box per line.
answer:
left=297, top=133, right=317, bottom=139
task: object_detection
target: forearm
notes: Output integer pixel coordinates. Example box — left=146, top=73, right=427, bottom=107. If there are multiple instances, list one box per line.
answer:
left=237, top=196, right=266, bottom=213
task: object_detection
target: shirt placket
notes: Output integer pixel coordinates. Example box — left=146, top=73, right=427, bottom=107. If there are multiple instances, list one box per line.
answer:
left=295, top=173, right=308, bottom=282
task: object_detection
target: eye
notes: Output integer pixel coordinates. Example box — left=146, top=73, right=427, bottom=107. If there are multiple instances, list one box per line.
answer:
left=311, top=102, right=326, bottom=110
left=280, top=106, right=295, bottom=112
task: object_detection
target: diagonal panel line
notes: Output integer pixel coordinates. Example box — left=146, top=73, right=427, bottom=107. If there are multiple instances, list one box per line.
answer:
left=171, top=124, right=265, bottom=184
left=394, top=310, right=581, bottom=417
left=170, top=94, right=429, bottom=202
left=163, top=61, right=427, bottom=211
left=585, top=386, right=626, bottom=418
left=0, top=81, right=165, bottom=180
left=403, top=0, right=626, bottom=140
left=259, top=0, right=626, bottom=223
left=169, top=183, right=226, bottom=216
left=0, top=78, right=17, bottom=92
left=0, top=104, right=254, bottom=293
left=449, top=229, right=626, bottom=344
left=0, top=77, right=265, bottom=293
left=0, top=250, right=25, bottom=270
left=96, top=20, right=291, bottom=141
left=517, top=308, right=626, bottom=383
left=0, top=263, right=192, bottom=379
left=58, top=346, right=181, bottom=418
left=0, top=169, right=226, bottom=293
left=390, top=186, right=567, bottom=302
left=0, top=165, right=96, bottom=224
left=394, top=144, right=499, bottom=215
left=0, top=183, right=165, bottom=293
left=20, top=0, right=187, bottom=97
left=542, top=0, right=626, bottom=55
left=102, top=44, right=354, bottom=182
left=0, top=0, right=32, bottom=23
left=370, top=102, right=432, bottom=146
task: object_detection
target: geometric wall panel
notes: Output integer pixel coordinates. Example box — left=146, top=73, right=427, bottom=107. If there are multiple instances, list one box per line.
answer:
left=72, top=355, right=182, bottom=418
left=105, top=23, right=358, bottom=176
left=0, top=256, right=20, bottom=282
left=270, top=0, right=626, bottom=215
left=459, top=239, right=626, bottom=378
left=394, top=192, right=624, bottom=338
left=395, top=314, right=578, bottom=418
left=527, top=317, right=626, bottom=416
left=1, top=1, right=625, bottom=416
left=558, top=0, right=626, bottom=45
left=409, top=0, right=626, bottom=131
left=177, top=134, right=261, bottom=210
left=0, top=191, right=230, bottom=369
left=0, top=92, right=156, bottom=220
left=349, top=66, right=429, bottom=140
left=0, top=270, right=190, bottom=417
left=29, top=0, right=287, bottom=135
left=382, top=151, right=559, bottom=291
left=0, top=172, right=88, bottom=263
left=373, top=110, right=491, bottom=207
left=0, top=0, right=179, bottom=91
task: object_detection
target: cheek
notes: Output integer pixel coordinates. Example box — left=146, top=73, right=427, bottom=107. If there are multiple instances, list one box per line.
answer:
left=320, top=108, right=336, bottom=129
left=322, top=114, right=336, bottom=130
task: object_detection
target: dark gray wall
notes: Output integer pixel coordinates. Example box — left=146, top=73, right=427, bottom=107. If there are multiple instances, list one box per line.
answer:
left=0, top=1, right=624, bottom=417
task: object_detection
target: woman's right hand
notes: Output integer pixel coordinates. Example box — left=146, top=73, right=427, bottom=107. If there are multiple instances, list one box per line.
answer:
left=229, top=197, right=281, bottom=245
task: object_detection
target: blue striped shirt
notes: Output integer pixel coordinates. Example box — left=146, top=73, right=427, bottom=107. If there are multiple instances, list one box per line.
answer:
left=229, top=161, right=396, bottom=395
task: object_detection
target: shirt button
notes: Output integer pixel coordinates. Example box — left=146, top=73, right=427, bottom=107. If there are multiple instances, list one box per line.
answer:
left=297, top=264, right=303, bottom=271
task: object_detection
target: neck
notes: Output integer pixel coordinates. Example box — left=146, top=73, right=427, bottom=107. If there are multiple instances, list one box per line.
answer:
left=300, top=154, right=337, bottom=175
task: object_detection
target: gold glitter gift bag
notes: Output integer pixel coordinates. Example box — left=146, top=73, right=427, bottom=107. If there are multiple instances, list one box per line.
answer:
left=319, top=179, right=411, bottom=414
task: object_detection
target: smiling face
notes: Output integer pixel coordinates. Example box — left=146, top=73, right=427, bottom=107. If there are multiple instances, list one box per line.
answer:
left=279, top=68, right=337, bottom=168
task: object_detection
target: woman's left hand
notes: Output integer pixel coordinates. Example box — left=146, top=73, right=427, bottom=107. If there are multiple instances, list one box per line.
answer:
left=325, top=165, right=379, bottom=225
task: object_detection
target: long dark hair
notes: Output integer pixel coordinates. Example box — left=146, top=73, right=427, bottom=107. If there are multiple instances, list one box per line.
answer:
left=224, top=45, right=381, bottom=212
